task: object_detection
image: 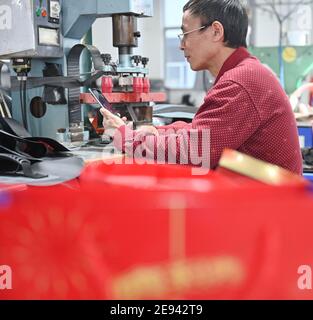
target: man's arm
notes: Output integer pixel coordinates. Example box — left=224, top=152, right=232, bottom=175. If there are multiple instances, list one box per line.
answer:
left=113, top=123, right=209, bottom=166
left=132, top=121, right=191, bottom=136
left=156, top=121, right=192, bottom=132
left=111, top=80, right=261, bottom=168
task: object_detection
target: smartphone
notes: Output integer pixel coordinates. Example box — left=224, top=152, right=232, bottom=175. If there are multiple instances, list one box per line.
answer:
left=88, top=88, right=117, bottom=114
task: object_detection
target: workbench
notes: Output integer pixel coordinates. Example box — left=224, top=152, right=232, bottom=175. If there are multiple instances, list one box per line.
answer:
left=69, top=143, right=124, bottom=164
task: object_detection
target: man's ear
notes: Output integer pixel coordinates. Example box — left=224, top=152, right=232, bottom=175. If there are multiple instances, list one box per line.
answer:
left=211, top=21, right=224, bottom=42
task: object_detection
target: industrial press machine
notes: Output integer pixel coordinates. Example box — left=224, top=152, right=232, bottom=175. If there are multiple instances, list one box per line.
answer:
left=0, top=0, right=165, bottom=140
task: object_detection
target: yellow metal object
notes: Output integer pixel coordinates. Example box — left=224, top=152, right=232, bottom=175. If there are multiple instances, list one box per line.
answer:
left=218, top=149, right=306, bottom=186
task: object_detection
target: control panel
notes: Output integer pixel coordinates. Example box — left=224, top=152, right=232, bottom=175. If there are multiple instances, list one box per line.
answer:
left=0, top=0, right=63, bottom=58
left=49, top=0, right=61, bottom=23
left=34, top=0, right=63, bottom=57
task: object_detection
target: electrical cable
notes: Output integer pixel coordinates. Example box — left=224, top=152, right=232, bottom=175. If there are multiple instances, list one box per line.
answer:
left=0, top=102, right=5, bottom=117
left=0, top=91, right=6, bottom=117
left=22, top=79, right=28, bottom=130
left=0, top=89, right=12, bottom=118
left=19, top=80, right=27, bottom=129
left=19, top=80, right=24, bottom=126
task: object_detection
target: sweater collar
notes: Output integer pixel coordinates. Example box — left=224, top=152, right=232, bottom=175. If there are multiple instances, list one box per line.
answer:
left=214, top=47, right=251, bottom=84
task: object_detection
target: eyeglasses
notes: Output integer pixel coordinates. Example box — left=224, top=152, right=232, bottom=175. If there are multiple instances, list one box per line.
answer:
left=178, top=23, right=212, bottom=42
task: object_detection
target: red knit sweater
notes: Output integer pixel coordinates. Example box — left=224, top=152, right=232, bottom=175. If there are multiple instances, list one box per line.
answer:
left=114, top=47, right=302, bottom=174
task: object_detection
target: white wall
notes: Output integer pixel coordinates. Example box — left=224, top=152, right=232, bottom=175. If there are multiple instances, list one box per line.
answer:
left=92, top=0, right=164, bottom=79
left=253, top=0, right=313, bottom=47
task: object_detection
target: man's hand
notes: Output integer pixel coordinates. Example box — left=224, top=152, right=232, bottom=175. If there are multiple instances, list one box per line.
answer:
left=136, top=125, right=159, bottom=136
left=100, top=107, right=126, bottom=128
left=100, top=107, right=127, bottom=137
left=100, top=107, right=159, bottom=137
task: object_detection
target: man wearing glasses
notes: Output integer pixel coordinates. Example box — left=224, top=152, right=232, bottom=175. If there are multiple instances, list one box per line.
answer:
left=101, top=0, right=302, bottom=175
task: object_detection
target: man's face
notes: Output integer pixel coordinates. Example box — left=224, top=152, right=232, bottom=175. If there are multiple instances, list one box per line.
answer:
left=180, top=10, right=217, bottom=71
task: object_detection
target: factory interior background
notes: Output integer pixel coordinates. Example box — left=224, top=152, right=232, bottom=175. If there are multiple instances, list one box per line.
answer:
left=1, top=0, right=313, bottom=301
